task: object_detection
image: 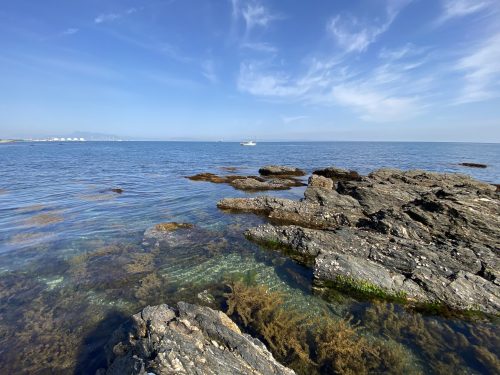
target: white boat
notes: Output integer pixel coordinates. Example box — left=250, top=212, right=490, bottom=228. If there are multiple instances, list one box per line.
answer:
left=240, top=141, right=256, bottom=146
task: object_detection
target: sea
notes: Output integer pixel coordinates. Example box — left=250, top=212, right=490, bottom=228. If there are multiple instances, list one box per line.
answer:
left=0, top=141, right=498, bottom=374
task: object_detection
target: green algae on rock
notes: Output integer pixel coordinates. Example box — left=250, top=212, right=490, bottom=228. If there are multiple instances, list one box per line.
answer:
left=153, top=222, right=194, bottom=231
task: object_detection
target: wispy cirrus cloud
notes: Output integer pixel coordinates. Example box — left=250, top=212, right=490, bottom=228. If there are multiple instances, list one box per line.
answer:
left=378, top=43, right=429, bottom=61
left=94, top=8, right=137, bottom=24
left=436, top=0, right=495, bottom=24
left=230, top=0, right=283, bottom=39
left=327, top=0, right=412, bottom=53
left=241, top=3, right=281, bottom=31
left=282, top=115, right=308, bottom=124
left=454, top=31, right=500, bottom=104
left=241, top=42, right=277, bottom=53
left=201, top=59, right=217, bottom=83
left=61, top=28, right=79, bottom=36
left=237, top=39, right=432, bottom=122
left=328, top=85, right=421, bottom=122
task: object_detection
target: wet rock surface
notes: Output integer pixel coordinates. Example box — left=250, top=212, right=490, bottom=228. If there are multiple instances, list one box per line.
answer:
left=219, top=167, right=500, bottom=314
left=230, top=177, right=303, bottom=191
left=99, top=302, right=295, bottom=375
left=312, top=167, right=360, bottom=181
left=187, top=173, right=247, bottom=184
left=258, top=165, right=306, bottom=177
left=187, top=168, right=305, bottom=191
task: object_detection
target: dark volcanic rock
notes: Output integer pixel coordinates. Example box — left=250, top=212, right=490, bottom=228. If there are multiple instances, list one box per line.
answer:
left=218, top=196, right=354, bottom=229
left=99, top=302, right=295, bottom=375
left=460, top=162, right=487, bottom=168
left=187, top=170, right=305, bottom=191
left=312, top=166, right=360, bottom=181
left=220, top=168, right=500, bottom=314
left=187, top=173, right=246, bottom=184
left=230, top=177, right=304, bottom=191
left=258, top=165, right=306, bottom=177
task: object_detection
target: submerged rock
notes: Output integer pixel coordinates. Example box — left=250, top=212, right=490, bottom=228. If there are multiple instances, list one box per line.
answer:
left=99, top=302, right=295, bottom=375
left=143, top=222, right=195, bottom=245
left=153, top=222, right=194, bottom=231
left=258, top=165, right=306, bottom=177
left=220, top=168, right=500, bottom=315
left=25, top=212, right=64, bottom=226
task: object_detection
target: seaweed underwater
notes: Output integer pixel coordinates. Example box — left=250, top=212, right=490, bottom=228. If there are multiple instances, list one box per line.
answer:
left=224, top=273, right=499, bottom=374
left=223, top=273, right=420, bottom=375
left=0, top=210, right=498, bottom=374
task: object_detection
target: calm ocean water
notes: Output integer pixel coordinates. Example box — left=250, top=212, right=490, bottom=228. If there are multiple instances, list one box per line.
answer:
left=0, top=141, right=499, bottom=374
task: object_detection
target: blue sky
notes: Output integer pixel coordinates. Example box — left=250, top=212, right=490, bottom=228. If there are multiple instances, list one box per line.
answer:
left=1, top=0, right=499, bottom=141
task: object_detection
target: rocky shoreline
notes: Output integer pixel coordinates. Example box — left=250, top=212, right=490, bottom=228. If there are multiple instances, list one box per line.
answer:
left=218, top=166, right=500, bottom=315
left=96, top=165, right=499, bottom=374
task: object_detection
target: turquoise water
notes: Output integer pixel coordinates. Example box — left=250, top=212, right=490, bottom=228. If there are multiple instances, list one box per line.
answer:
left=0, top=141, right=498, bottom=374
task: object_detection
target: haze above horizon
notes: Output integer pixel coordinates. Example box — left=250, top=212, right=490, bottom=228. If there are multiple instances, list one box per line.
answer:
left=1, top=0, right=500, bottom=142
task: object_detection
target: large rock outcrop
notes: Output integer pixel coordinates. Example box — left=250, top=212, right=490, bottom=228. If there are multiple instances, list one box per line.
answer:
left=218, top=168, right=500, bottom=315
left=99, top=302, right=295, bottom=375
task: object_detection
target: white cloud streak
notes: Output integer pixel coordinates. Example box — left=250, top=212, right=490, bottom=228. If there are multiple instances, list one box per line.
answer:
left=238, top=43, right=431, bottom=122
left=241, top=42, right=277, bottom=53
left=438, top=0, right=494, bottom=24
left=237, top=1, right=430, bottom=122
left=282, top=115, right=308, bottom=124
left=61, top=28, right=79, bottom=36
left=95, top=13, right=121, bottom=24
left=201, top=60, right=217, bottom=83
left=327, top=0, right=412, bottom=53
left=94, top=8, right=138, bottom=24
left=454, top=31, right=500, bottom=104
left=230, top=0, right=283, bottom=37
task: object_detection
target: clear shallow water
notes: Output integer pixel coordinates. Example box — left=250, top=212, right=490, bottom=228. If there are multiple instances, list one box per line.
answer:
left=0, top=141, right=499, bottom=374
